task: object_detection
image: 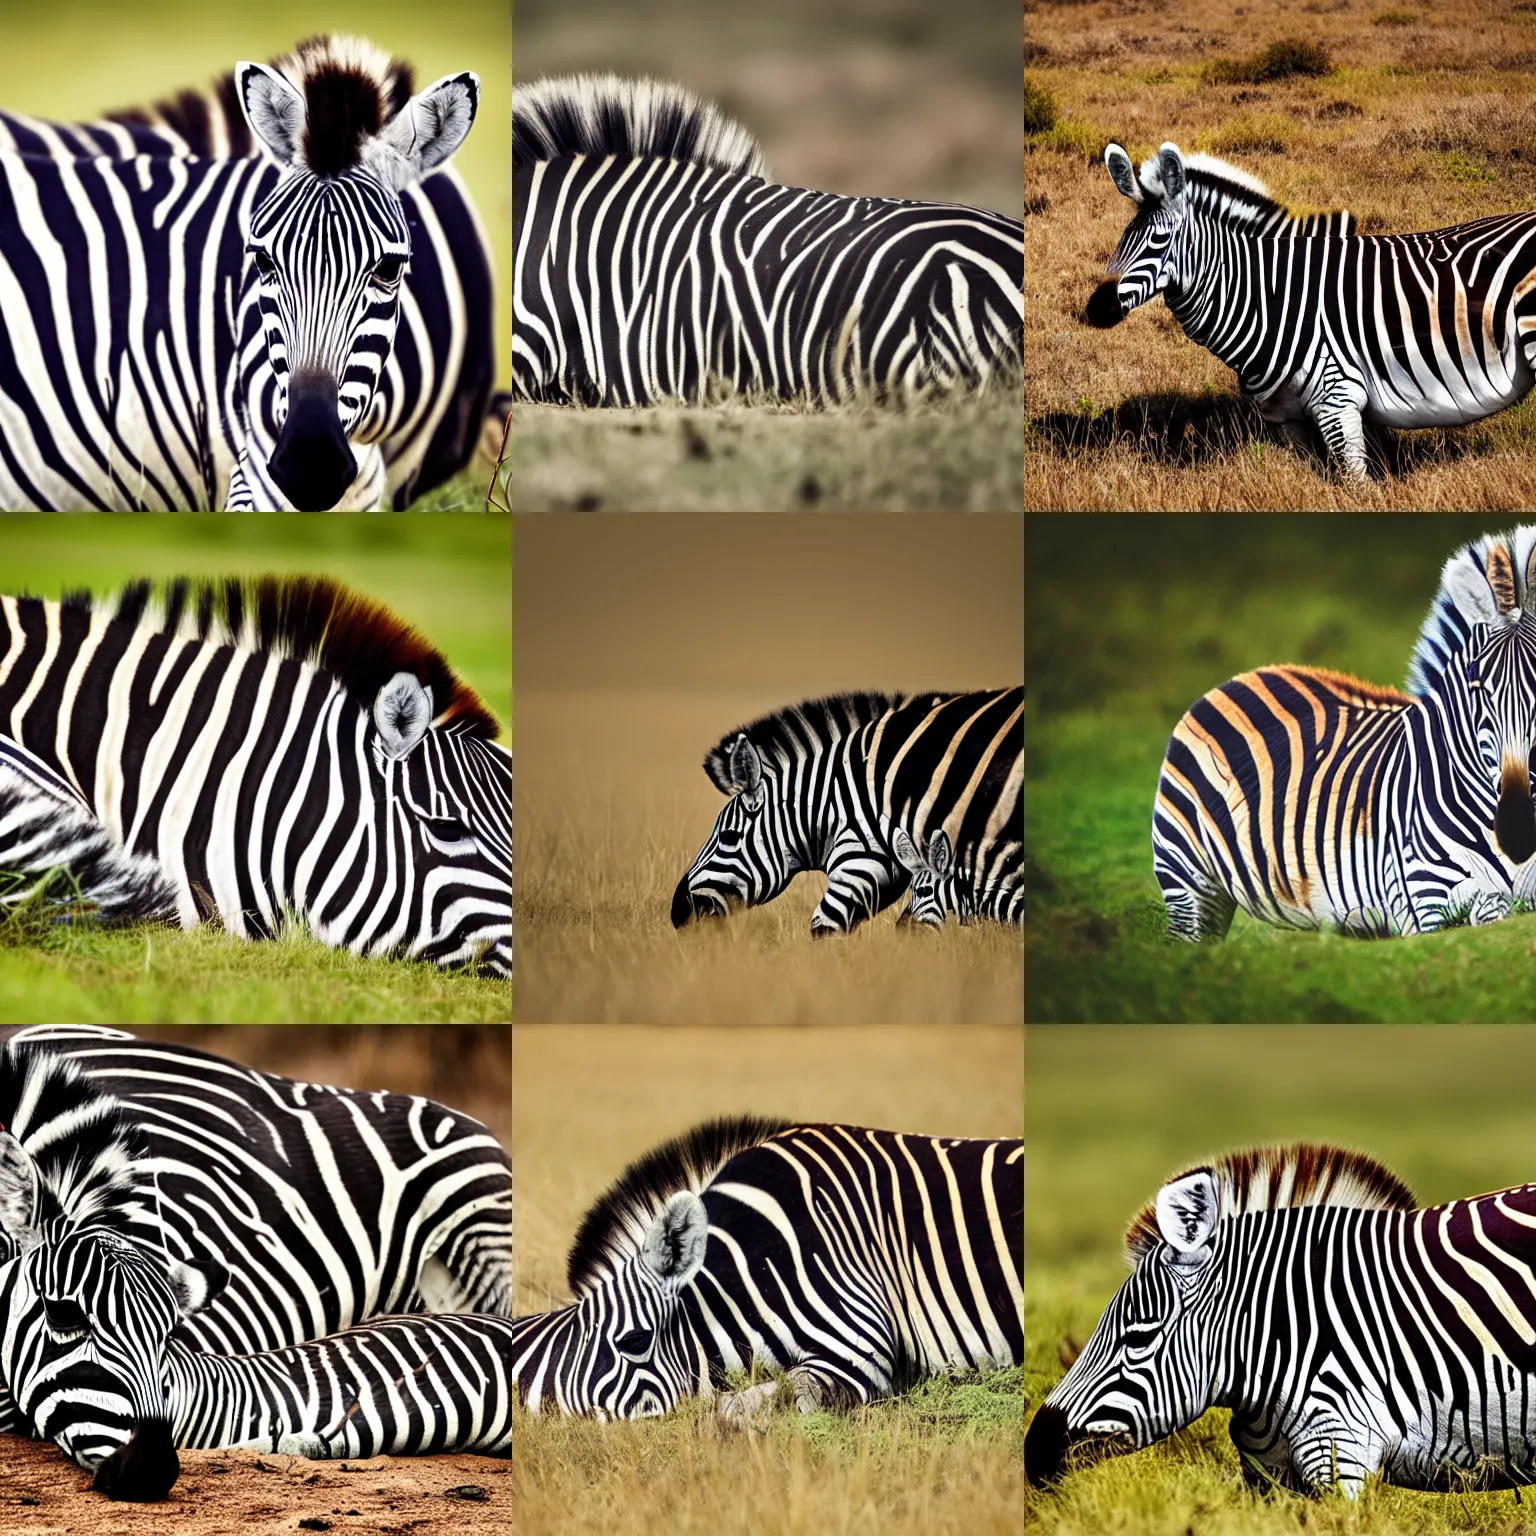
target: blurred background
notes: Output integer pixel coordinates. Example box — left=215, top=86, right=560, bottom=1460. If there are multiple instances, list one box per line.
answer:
left=0, top=1, right=510, bottom=385
left=0, top=514, right=510, bottom=736
left=513, top=0, right=1022, bottom=218
left=514, top=514, right=1024, bottom=1023
left=1025, top=513, right=1536, bottom=1023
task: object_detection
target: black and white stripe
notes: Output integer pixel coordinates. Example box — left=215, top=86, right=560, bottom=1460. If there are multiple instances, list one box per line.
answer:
left=513, top=75, right=1022, bottom=405
left=0, top=576, right=512, bottom=975
left=0, top=35, right=480, bottom=509
left=672, top=688, right=1024, bottom=935
left=1027, top=1142, right=1536, bottom=1495
left=510, top=1117, right=1022, bottom=1420
left=1089, top=141, right=1536, bottom=478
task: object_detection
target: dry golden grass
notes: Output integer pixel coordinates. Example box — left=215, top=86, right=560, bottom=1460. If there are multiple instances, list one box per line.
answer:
left=513, top=517, right=1023, bottom=1025
left=1026, top=0, right=1536, bottom=509
left=511, top=1023, right=1023, bottom=1536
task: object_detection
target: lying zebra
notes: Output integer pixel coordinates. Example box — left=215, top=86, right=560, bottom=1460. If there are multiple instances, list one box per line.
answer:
left=1027, top=1142, right=1536, bottom=1495
left=0, top=1033, right=511, bottom=1499
left=1154, top=526, right=1536, bottom=939
left=0, top=574, right=511, bottom=975
left=1089, top=141, right=1536, bottom=478
left=672, top=689, right=1022, bottom=934
left=510, top=1116, right=1022, bottom=1420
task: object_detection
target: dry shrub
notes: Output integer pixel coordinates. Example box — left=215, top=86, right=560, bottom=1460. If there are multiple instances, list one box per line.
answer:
left=1206, top=37, right=1332, bottom=84
left=1024, top=77, right=1056, bottom=136
left=1372, top=9, right=1420, bottom=23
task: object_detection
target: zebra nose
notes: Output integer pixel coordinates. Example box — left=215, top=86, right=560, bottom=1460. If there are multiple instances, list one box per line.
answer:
left=1496, top=761, right=1536, bottom=864
left=1024, top=1403, right=1071, bottom=1487
left=269, top=371, right=359, bottom=509
left=1083, top=281, right=1125, bottom=329
left=90, top=1417, right=180, bottom=1502
left=671, top=876, right=698, bottom=928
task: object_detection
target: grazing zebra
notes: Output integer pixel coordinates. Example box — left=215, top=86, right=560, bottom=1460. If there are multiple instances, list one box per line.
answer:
left=0, top=37, right=479, bottom=508
left=1025, top=1141, right=1536, bottom=1495
left=510, top=1117, right=1022, bottom=1420
left=1153, top=532, right=1536, bottom=940
left=672, top=688, right=1023, bottom=936
left=513, top=75, right=1023, bottom=405
left=0, top=34, right=496, bottom=510
left=0, top=575, right=512, bottom=975
left=1088, top=141, right=1536, bottom=478
left=0, top=1033, right=511, bottom=1497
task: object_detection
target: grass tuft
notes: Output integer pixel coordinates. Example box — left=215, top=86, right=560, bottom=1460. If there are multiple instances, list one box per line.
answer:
left=1205, top=38, right=1332, bottom=85
left=1024, top=78, right=1057, bottom=136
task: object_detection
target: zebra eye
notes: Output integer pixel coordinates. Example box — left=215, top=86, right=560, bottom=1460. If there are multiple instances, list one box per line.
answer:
left=373, top=255, right=406, bottom=286
left=247, top=247, right=278, bottom=281
left=614, top=1327, right=653, bottom=1361
left=716, top=826, right=742, bottom=851
left=43, top=1297, right=89, bottom=1341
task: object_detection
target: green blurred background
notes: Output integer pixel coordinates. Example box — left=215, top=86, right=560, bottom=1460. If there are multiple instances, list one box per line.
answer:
left=1025, top=514, right=1536, bottom=1023
left=0, top=1, right=510, bottom=385
left=1, top=515, right=511, bottom=736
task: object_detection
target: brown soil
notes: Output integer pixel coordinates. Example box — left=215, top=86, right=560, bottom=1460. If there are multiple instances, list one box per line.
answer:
left=0, top=1438, right=508, bottom=1535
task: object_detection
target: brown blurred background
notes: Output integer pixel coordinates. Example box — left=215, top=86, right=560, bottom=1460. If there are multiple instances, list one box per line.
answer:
left=513, top=0, right=1022, bottom=219
left=513, top=515, right=1024, bottom=1024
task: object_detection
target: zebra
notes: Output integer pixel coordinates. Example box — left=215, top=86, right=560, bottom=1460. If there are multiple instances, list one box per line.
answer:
left=0, top=574, right=512, bottom=975
left=509, top=1116, right=1022, bottom=1421
left=1088, top=140, right=1536, bottom=478
left=513, top=74, right=1022, bottom=405
left=672, top=688, right=1023, bottom=936
left=1025, top=1141, right=1536, bottom=1496
left=0, top=1031, right=511, bottom=1497
left=1153, top=530, right=1536, bottom=940
left=0, top=36, right=479, bottom=508
left=0, top=34, right=496, bottom=510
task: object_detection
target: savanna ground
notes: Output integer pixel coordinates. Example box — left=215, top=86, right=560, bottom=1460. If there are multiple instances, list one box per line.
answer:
left=510, top=0, right=1023, bottom=513
left=0, top=1025, right=509, bottom=1534
left=512, top=1024, right=1023, bottom=1536
left=514, top=516, right=1023, bottom=1023
left=1024, top=513, right=1536, bottom=1023
left=0, top=516, right=511, bottom=1024
left=1027, top=1023, right=1536, bottom=1536
left=1025, top=0, right=1536, bottom=509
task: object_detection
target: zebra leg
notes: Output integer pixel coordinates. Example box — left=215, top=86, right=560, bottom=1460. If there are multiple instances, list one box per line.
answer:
left=809, top=846, right=899, bottom=937
left=1305, top=367, right=1370, bottom=480
left=1467, top=891, right=1514, bottom=927
left=1152, top=805, right=1237, bottom=942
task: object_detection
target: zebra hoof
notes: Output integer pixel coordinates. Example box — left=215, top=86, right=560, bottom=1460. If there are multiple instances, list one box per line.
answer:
left=718, top=1381, right=778, bottom=1431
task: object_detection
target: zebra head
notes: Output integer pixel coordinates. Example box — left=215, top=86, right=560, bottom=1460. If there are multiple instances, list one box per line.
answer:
left=1026, top=1167, right=1225, bottom=1487
left=1437, top=537, right=1536, bottom=868
left=1085, top=142, right=1190, bottom=329
left=236, top=57, right=479, bottom=509
left=370, top=671, right=513, bottom=976
left=672, top=735, right=795, bottom=926
left=892, top=825, right=952, bottom=927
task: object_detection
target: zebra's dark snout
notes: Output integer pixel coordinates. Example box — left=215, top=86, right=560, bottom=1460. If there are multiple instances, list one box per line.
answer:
left=90, top=1417, right=180, bottom=1502
left=1083, top=281, right=1125, bottom=329
left=1496, top=764, right=1536, bottom=864
left=269, top=372, right=358, bottom=510
left=1024, top=1402, right=1070, bottom=1486
left=671, top=876, right=700, bottom=928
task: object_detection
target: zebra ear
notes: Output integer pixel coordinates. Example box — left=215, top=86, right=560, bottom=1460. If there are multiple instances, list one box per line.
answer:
left=1104, top=144, right=1143, bottom=204
left=374, top=72, right=481, bottom=186
left=0, top=1128, right=40, bottom=1247
left=167, top=1254, right=229, bottom=1318
left=236, top=62, right=308, bottom=168
left=1443, top=555, right=1501, bottom=627
left=729, top=736, right=763, bottom=799
left=1158, top=143, right=1188, bottom=206
left=927, top=829, right=953, bottom=879
left=1155, top=1169, right=1218, bottom=1264
left=892, top=826, right=924, bottom=874
left=374, top=672, right=435, bottom=760
left=640, top=1191, right=709, bottom=1291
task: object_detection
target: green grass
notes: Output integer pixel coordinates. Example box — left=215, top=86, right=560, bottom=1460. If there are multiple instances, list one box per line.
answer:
left=1026, top=1024, right=1536, bottom=1535
left=0, top=513, right=510, bottom=1023
left=1025, top=513, right=1536, bottom=1023
left=510, top=387, right=1024, bottom=512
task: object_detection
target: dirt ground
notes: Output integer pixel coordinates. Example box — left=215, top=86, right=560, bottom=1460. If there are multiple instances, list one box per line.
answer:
left=0, top=1438, right=508, bottom=1536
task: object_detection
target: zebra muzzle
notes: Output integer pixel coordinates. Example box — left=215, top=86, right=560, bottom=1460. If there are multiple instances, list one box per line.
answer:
left=268, top=372, right=359, bottom=511
left=90, top=1416, right=180, bottom=1502
left=1024, top=1404, right=1134, bottom=1487
left=1496, top=761, right=1536, bottom=865
left=1083, top=281, right=1126, bottom=329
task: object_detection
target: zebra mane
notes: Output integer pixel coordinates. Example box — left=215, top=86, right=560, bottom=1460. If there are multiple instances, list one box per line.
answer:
left=514, top=74, right=767, bottom=177
left=702, top=692, right=907, bottom=792
left=566, top=1115, right=793, bottom=1295
left=1144, top=152, right=1356, bottom=238
left=59, top=575, right=498, bottom=740
left=107, top=34, right=415, bottom=172
left=0, top=1042, right=148, bottom=1237
left=1125, top=1143, right=1416, bottom=1263
left=1407, top=526, right=1536, bottom=696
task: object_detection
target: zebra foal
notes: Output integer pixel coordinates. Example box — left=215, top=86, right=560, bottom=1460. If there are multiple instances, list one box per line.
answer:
left=1154, top=527, right=1536, bottom=939
left=1090, top=141, right=1536, bottom=478
left=1026, top=1142, right=1536, bottom=1495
